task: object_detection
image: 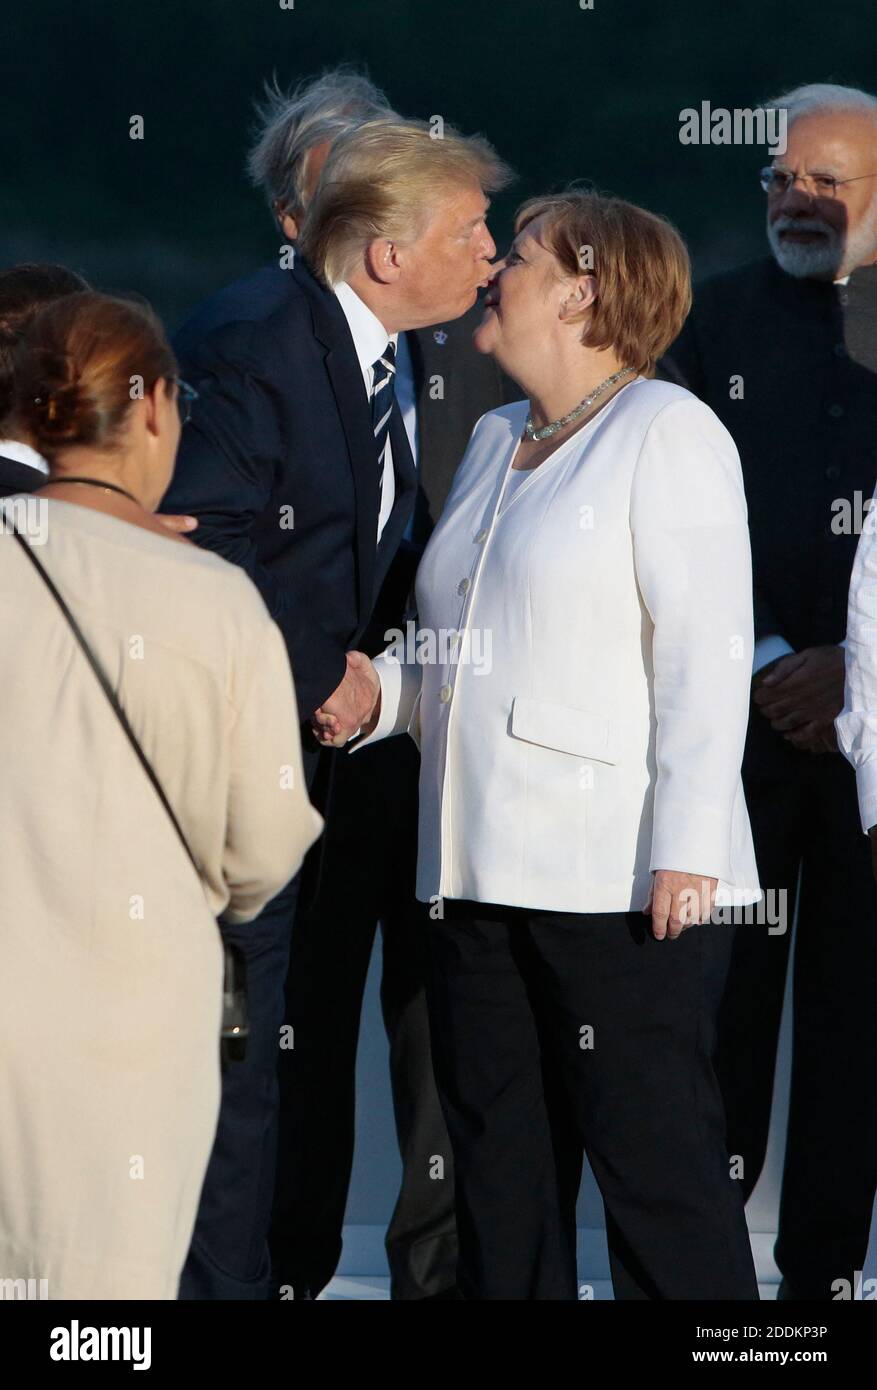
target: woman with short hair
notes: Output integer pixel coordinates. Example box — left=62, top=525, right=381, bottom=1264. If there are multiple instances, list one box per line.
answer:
left=319, top=191, right=762, bottom=1300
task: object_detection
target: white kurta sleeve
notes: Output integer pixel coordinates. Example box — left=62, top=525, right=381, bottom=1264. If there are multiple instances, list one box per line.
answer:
left=835, top=496, right=877, bottom=833
left=629, top=395, right=754, bottom=879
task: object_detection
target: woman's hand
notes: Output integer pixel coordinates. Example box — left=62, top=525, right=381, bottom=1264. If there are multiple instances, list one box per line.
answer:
left=311, top=651, right=381, bottom=748
left=643, top=871, right=718, bottom=940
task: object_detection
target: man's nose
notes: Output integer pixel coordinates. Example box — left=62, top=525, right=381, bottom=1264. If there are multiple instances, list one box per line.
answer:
left=480, top=226, right=497, bottom=261
left=776, top=182, right=817, bottom=216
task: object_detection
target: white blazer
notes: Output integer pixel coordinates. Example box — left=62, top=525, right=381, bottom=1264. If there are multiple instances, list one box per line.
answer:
left=354, top=377, right=761, bottom=914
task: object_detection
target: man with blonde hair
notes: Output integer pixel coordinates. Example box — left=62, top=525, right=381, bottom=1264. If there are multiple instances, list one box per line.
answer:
left=164, top=107, right=510, bottom=1301
left=246, top=75, right=517, bottom=1304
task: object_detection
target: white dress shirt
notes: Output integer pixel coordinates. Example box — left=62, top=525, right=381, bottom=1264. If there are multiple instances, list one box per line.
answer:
left=333, top=282, right=397, bottom=544
left=353, top=380, right=761, bottom=914
left=0, top=438, right=49, bottom=476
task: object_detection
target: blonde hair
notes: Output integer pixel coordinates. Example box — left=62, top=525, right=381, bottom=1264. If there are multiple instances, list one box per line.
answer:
left=516, top=190, right=692, bottom=376
left=299, top=118, right=513, bottom=286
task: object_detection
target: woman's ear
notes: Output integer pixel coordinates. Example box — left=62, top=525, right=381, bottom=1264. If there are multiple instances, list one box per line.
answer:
left=558, top=274, right=598, bottom=321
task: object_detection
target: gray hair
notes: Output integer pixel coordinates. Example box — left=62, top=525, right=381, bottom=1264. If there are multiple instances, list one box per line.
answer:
left=763, top=81, right=877, bottom=127
left=246, top=67, right=396, bottom=221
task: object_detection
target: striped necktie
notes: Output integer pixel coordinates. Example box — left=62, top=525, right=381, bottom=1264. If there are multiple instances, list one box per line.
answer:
left=370, top=341, right=396, bottom=501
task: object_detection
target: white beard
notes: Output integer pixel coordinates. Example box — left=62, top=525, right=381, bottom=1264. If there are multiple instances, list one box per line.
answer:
left=768, top=204, right=877, bottom=280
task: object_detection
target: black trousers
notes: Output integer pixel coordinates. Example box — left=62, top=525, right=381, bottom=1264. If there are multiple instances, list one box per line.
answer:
left=270, top=736, right=457, bottom=1299
left=425, top=899, right=759, bottom=1301
left=178, top=742, right=323, bottom=1300
left=716, top=717, right=877, bottom=1299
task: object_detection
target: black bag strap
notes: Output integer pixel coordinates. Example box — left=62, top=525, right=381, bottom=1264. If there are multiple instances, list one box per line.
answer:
left=11, top=523, right=200, bottom=877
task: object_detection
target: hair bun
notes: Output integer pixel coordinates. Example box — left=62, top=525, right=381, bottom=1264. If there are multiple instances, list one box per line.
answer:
left=17, top=349, right=98, bottom=449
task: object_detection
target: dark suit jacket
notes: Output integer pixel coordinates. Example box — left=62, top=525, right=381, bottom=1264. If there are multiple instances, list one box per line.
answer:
left=0, top=455, right=45, bottom=499
left=163, top=259, right=417, bottom=720
left=361, top=304, right=519, bottom=653
left=661, top=257, right=877, bottom=655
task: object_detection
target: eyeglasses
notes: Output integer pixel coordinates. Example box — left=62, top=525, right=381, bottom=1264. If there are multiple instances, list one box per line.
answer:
left=759, top=167, right=877, bottom=199
left=174, top=377, right=199, bottom=426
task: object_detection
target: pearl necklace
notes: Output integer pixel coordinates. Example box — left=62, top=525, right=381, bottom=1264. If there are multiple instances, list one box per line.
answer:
left=523, top=367, right=635, bottom=441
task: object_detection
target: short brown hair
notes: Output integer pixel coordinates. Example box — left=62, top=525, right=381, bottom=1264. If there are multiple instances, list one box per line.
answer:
left=299, top=118, right=513, bottom=286
left=515, top=190, right=692, bottom=375
left=12, top=291, right=176, bottom=460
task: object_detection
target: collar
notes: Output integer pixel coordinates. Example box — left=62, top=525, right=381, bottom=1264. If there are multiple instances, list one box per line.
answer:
left=333, top=281, right=397, bottom=375
left=0, top=438, right=49, bottom=475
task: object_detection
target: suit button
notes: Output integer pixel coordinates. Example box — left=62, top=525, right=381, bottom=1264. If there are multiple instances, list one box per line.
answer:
left=474, top=528, right=489, bottom=543
left=828, top=403, right=844, bottom=419
left=833, top=343, right=847, bottom=357
left=457, top=578, right=471, bottom=595
left=439, top=684, right=452, bottom=703
left=825, top=464, right=841, bottom=479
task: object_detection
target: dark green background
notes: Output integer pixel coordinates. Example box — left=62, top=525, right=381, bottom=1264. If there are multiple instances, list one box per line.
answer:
left=2, top=0, right=875, bottom=330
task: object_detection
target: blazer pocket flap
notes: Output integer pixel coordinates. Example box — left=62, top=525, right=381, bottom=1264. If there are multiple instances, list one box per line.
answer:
left=510, top=697, right=619, bottom=764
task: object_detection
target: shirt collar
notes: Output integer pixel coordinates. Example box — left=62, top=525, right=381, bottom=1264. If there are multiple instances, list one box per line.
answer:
left=333, top=281, right=397, bottom=376
left=0, top=438, right=49, bottom=475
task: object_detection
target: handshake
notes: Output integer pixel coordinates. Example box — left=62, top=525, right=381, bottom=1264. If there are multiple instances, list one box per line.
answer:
left=311, top=651, right=381, bottom=748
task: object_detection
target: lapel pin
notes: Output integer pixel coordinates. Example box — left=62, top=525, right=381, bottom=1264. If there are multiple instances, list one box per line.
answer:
left=433, top=330, right=448, bottom=346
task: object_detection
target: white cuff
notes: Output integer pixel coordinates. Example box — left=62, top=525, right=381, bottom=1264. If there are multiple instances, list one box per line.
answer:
left=752, top=633, right=795, bottom=676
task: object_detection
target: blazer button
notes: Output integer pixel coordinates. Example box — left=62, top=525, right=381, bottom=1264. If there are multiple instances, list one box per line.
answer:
left=474, top=528, right=489, bottom=543
left=828, top=403, right=844, bottom=419
left=825, top=464, right=841, bottom=479
left=457, top=577, right=471, bottom=595
left=439, top=684, right=452, bottom=702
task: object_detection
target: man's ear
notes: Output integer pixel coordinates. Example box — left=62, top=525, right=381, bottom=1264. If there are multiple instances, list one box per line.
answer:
left=558, top=274, right=598, bottom=321
left=365, top=238, right=403, bottom=285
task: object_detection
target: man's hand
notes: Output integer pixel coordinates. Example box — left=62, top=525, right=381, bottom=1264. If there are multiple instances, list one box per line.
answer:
left=752, top=645, right=844, bottom=747
left=643, top=871, right=718, bottom=940
left=311, top=651, right=380, bottom=748
left=157, top=513, right=198, bottom=535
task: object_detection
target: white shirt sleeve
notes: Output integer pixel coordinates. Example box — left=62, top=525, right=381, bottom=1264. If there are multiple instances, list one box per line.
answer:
left=835, top=500, right=877, bottom=833
left=753, top=633, right=795, bottom=674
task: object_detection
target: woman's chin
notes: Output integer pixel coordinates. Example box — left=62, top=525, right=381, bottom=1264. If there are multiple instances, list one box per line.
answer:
left=472, top=315, right=497, bottom=356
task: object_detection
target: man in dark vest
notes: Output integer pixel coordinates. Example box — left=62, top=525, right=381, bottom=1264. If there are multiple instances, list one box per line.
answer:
left=663, top=82, right=877, bottom=1300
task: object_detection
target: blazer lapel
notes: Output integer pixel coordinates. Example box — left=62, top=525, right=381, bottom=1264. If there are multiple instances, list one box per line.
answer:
left=298, top=258, right=379, bottom=630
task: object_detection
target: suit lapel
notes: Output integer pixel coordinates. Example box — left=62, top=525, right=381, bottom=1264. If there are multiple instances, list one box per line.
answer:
left=297, top=258, right=379, bottom=630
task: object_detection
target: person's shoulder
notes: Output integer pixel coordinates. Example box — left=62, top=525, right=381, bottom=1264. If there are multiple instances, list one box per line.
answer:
left=691, top=256, right=776, bottom=310
left=173, top=262, right=314, bottom=367
left=633, top=375, right=728, bottom=422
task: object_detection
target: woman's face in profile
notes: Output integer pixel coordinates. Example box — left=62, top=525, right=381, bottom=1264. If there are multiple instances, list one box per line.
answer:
left=473, top=215, right=564, bottom=362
